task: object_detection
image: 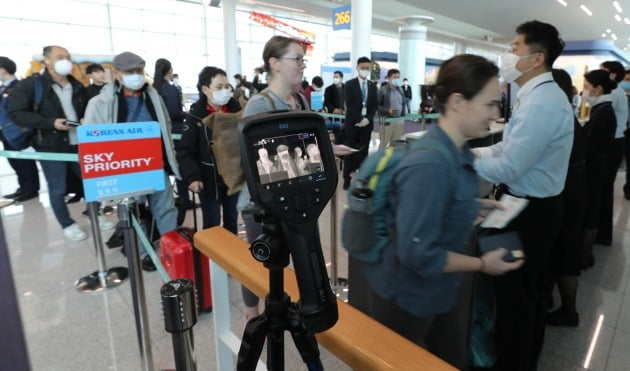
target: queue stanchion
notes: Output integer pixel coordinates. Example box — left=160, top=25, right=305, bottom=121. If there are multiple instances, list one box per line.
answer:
left=329, top=158, right=348, bottom=301
left=161, top=278, right=198, bottom=371
left=74, top=201, right=129, bottom=293
left=119, top=198, right=154, bottom=371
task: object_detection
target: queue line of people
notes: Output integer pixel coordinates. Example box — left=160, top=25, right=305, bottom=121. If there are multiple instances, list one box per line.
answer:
left=1, top=20, right=629, bottom=370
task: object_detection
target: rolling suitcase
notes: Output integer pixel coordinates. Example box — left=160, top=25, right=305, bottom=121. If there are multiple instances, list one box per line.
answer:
left=160, top=193, right=212, bottom=312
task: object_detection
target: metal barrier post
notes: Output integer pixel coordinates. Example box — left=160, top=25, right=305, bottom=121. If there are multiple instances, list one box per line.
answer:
left=331, top=157, right=348, bottom=301
left=119, top=198, right=154, bottom=371
left=161, top=278, right=198, bottom=371
left=74, top=202, right=128, bottom=293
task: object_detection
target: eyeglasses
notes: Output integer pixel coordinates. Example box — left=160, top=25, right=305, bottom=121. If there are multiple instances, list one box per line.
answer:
left=280, top=56, right=307, bottom=65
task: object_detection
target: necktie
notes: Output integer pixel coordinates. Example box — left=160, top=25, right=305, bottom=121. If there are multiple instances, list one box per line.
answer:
left=361, top=81, right=366, bottom=103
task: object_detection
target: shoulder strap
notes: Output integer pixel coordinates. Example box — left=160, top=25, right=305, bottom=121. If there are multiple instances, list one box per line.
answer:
left=33, top=76, right=43, bottom=111
left=368, top=147, right=396, bottom=191
left=293, top=92, right=308, bottom=110
left=258, top=91, right=277, bottom=111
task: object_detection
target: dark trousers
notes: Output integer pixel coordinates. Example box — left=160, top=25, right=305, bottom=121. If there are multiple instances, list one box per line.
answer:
left=493, top=193, right=563, bottom=371
left=342, top=123, right=372, bottom=181
left=597, top=137, right=624, bottom=241
left=39, top=160, right=82, bottom=228
left=366, top=274, right=473, bottom=370
left=198, top=182, right=238, bottom=233
left=0, top=133, right=39, bottom=194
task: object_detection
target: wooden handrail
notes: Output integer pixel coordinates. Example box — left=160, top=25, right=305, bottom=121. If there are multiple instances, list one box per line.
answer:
left=194, top=227, right=456, bottom=371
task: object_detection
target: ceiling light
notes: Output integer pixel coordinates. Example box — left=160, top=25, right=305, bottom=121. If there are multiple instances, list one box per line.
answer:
left=607, top=28, right=612, bottom=33
left=611, top=33, right=618, bottom=40
left=615, top=14, right=622, bottom=21
left=625, top=17, right=630, bottom=24
left=602, top=33, right=607, bottom=37
left=557, top=0, right=567, bottom=6
left=581, top=5, right=593, bottom=16
left=613, top=1, right=623, bottom=13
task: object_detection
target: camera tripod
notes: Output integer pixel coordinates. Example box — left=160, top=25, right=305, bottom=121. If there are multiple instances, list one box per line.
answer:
left=236, top=221, right=324, bottom=371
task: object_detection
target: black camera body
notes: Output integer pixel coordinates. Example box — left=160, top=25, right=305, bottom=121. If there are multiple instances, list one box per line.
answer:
left=238, top=111, right=338, bottom=333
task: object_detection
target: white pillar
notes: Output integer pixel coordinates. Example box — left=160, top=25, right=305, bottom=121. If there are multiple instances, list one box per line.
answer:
left=222, top=0, right=239, bottom=84
left=454, top=41, right=467, bottom=55
left=395, top=16, right=433, bottom=114
left=351, top=0, right=372, bottom=77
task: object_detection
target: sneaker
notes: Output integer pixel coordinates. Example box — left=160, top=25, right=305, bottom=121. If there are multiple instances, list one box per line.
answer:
left=63, top=223, right=88, bottom=241
left=98, top=215, right=115, bottom=230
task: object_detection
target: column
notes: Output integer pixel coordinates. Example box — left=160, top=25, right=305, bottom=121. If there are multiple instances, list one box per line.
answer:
left=351, top=0, right=372, bottom=77
left=395, top=16, right=433, bottom=114
left=222, top=0, right=239, bottom=84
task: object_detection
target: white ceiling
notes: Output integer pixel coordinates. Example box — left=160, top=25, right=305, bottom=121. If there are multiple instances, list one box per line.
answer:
left=236, top=0, right=630, bottom=55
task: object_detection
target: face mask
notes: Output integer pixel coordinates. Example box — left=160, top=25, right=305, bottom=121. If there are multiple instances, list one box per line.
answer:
left=211, top=88, right=232, bottom=106
left=499, top=53, right=536, bottom=83
left=54, top=59, right=73, bottom=76
left=582, top=90, right=597, bottom=105
left=121, top=74, right=146, bottom=90
left=391, top=78, right=402, bottom=87
left=358, top=69, right=370, bottom=79
left=620, top=81, right=630, bottom=91
left=173, top=79, right=179, bottom=84
left=333, top=77, right=342, bottom=85
left=403, top=81, right=408, bottom=86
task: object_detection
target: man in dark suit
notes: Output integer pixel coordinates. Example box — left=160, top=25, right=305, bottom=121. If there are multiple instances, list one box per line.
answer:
left=342, top=56, right=378, bottom=189
left=324, top=70, right=345, bottom=114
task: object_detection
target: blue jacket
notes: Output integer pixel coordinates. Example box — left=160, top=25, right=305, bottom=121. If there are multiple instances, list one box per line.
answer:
left=365, top=125, right=479, bottom=317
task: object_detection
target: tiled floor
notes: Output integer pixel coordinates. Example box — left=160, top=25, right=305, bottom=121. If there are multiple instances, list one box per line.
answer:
left=3, top=148, right=630, bottom=370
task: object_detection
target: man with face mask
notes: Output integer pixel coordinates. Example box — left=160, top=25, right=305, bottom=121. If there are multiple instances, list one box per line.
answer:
left=342, top=56, right=378, bottom=190
left=84, top=51, right=181, bottom=271
left=377, top=68, right=406, bottom=149
left=324, top=70, right=345, bottom=114
left=8, top=45, right=91, bottom=241
left=473, top=21, right=573, bottom=370
left=0, top=56, right=40, bottom=203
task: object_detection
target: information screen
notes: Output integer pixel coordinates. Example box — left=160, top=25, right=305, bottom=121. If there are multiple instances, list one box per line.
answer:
left=252, top=131, right=325, bottom=186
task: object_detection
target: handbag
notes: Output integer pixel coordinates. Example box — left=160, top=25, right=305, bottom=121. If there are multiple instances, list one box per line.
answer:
left=201, top=111, right=245, bottom=196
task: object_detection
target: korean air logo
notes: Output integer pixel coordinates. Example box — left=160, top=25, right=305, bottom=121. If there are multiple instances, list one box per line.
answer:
left=91, top=130, right=101, bottom=136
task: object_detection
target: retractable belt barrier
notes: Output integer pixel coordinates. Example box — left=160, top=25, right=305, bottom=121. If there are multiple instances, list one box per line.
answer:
left=0, top=148, right=189, bottom=371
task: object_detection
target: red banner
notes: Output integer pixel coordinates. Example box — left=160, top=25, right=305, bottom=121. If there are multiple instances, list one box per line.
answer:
left=79, top=137, right=163, bottom=179
left=250, top=11, right=315, bottom=54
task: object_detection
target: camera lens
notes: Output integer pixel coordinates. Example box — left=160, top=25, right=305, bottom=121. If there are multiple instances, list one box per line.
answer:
left=250, top=240, right=271, bottom=262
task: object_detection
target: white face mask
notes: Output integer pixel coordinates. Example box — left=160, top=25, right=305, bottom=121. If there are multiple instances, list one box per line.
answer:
left=211, top=88, right=232, bottom=106
left=121, top=74, right=146, bottom=90
left=391, top=78, right=402, bottom=87
left=582, top=90, right=597, bottom=105
left=333, top=77, right=342, bottom=85
left=358, top=69, right=370, bottom=79
left=54, top=59, right=73, bottom=76
left=499, top=52, right=536, bottom=83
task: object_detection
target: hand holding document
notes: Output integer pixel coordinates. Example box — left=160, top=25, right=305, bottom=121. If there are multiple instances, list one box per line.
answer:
left=480, top=194, right=529, bottom=229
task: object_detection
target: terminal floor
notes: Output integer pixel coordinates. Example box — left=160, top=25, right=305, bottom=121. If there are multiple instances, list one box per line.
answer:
left=3, top=154, right=630, bottom=370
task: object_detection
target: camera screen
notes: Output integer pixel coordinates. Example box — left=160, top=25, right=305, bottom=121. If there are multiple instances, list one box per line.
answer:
left=253, top=131, right=325, bottom=186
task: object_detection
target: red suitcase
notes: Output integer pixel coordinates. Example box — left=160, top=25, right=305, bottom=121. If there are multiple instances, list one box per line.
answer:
left=160, top=194, right=212, bottom=312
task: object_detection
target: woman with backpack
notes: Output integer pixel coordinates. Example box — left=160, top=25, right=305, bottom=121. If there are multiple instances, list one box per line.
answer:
left=363, top=54, right=524, bottom=369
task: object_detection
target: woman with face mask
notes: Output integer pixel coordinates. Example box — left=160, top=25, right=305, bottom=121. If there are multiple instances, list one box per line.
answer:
left=362, top=55, right=524, bottom=369
left=177, top=66, right=241, bottom=235
left=580, top=70, right=617, bottom=269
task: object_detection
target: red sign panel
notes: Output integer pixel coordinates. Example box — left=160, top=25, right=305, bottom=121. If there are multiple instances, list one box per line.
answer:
left=79, top=137, right=163, bottom=180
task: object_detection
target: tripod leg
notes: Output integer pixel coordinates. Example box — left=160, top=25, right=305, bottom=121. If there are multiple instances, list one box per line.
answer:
left=237, top=315, right=269, bottom=371
left=287, top=305, right=323, bottom=371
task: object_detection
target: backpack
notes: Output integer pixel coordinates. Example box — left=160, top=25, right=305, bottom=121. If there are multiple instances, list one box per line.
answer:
left=341, top=136, right=458, bottom=263
left=0, top=77, right=42, bottom=150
